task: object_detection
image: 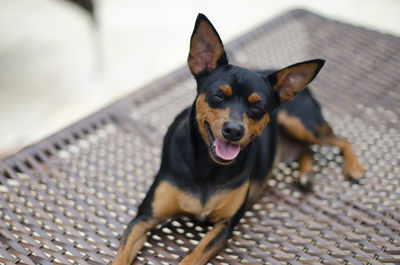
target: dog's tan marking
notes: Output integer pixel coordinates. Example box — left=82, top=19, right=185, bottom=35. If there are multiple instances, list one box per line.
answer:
left=240, top=113, right=270, bottom=147
left=113, top=220, right=158, bottom=265
left=152, top=181, right=186, bottom=218
left=153, top=180, right=249, bottom=220
left=244, top=113, right=270, bottom=138
left=180, top=222, right=227, bottom=265
left=209, top=180, right=249, bottom=222
left=248, top=93, right=261, bottom=104
left=220, top=84, right=232, bottom=97
left=196, top=93, right=229, bottom=146
left=278, top=111, right=319, bottom=144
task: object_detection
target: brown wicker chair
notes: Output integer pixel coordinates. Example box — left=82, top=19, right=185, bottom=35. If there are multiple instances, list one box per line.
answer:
left=1, top=9, right=399, bottom=264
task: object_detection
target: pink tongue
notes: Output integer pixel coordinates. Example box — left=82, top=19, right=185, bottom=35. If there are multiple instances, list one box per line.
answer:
left=213, top=138, right=240, bottom=160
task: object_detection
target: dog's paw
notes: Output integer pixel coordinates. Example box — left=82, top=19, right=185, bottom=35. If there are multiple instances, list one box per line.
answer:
left=344, top=161, right=365, bottom=184
left=296, top=173, right=314, bottom=192
left=348, top=176, right=364, bottom=185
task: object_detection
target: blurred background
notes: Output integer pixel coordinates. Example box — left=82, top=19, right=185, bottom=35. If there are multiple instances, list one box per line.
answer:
left=1, top=0, right=399, bottom=158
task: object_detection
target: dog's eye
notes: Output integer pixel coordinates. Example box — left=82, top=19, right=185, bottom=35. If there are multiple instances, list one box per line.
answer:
left=213, top=92, right=226, bottom=103
left=249, top=104, right=266, bottom=120
left=215, top=94, right=224, bottom=100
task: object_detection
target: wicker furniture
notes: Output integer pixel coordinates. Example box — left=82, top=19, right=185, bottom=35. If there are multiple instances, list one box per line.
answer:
left=1, top=9, right=399, bottom=264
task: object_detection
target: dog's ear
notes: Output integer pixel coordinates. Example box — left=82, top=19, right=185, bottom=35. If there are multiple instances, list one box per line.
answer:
left=188, top=14, right=228, bottom=76
left=268, top=59, right=325, bottom=103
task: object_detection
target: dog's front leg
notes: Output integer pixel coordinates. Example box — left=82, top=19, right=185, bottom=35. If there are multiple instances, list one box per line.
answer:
left=112, top=183, right=161, bottom=265
left=179, top=221, right=229, bottom=265
left=113, top=179, right=182, bottom=265
left=180, top=194, right=248, bottom=265
left=112, top=215, right=159, bottom=265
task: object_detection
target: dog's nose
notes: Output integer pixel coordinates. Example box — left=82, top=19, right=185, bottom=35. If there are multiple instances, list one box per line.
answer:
left=222, top=122, right=244, bottom=141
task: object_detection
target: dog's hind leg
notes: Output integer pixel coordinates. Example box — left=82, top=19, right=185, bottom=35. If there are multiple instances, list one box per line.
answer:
left=297, top=147, right=315, bottom=191
left=315, top=122, right=364, bottom=182
left=278, top=111, right=364, bottom=186
left=319, top=135, right=365, bottom=182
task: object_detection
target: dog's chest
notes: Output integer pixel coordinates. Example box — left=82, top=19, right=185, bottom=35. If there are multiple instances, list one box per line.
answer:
left=177, top=187, right=232, bottom=214
left=153, top=181, right=249, bottom=222
left=178, top=181, right=249, bottom=221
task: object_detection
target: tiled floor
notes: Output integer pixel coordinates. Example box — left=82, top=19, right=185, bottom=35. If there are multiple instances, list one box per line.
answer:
left=1, top=0, right=399, bottom=158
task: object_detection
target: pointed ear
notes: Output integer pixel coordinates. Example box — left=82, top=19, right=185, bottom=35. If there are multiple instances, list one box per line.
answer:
left=268, top=59, right=325, bottom=103
left=187, top=14, right=228, bottom=76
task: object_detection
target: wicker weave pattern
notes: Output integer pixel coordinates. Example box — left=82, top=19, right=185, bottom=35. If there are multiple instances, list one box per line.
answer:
left=1, top=10, right=399, bottom=264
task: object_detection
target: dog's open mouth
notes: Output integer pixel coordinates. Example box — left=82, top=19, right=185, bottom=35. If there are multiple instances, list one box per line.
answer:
left=205, top=122, right=240, bottom=164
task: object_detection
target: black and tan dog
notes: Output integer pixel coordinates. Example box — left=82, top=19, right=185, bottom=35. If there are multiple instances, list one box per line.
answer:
left=113, top=14, right=364, bottom=265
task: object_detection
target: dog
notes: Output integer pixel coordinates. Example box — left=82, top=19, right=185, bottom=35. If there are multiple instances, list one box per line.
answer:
left=113, top=14, right=364, bottom=265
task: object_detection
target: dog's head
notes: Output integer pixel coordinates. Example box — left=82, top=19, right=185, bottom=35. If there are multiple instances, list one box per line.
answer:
left=188, top=14, right=325, bottom=165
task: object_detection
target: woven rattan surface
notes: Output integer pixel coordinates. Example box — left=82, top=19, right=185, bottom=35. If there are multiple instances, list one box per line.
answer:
left=1, top=9, right=399, bottom=264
